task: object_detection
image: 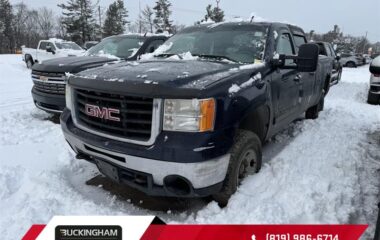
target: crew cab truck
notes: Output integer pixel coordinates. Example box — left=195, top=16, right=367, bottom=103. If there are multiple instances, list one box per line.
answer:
left=316, top=42, right=342, bottom=87
left=31, top=34, right=167, bottom=113
left=61, top=22, right=328, bottom=206
left=22, top=39, right=85, bottom=68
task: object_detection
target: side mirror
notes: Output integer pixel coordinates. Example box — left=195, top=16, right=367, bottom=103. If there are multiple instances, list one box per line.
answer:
left=46, top=46, right=55, bottom=54
left=297, top=43, right=319, bottom=72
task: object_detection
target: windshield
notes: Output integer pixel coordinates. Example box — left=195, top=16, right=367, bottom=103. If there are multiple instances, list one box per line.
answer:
left=55, top=42, right=83, bottom=50
left=86, top=36, right=145, bottom=58
left=157, top=24, right=268, bottom=63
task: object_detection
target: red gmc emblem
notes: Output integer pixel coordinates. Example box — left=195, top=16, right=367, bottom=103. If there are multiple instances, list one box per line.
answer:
left=85, top=104, right=121, bottom=122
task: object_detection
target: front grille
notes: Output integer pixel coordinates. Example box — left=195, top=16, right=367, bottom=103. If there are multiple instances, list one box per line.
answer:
left=32, top=70, right=65, bottom=79
left=33, top=81, right=65, bottom=95
left=370, top=85, right=380, bottom=92
left=74, top=89, right=153, bottom=141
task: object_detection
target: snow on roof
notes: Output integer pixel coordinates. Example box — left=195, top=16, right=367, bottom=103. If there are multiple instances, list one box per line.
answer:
left=48, top=38, right=74, bottom=43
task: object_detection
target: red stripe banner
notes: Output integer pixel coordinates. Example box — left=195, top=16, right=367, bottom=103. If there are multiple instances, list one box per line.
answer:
left=141, top=225, right=368, bottom=240
left=22, top=224, right=46, bottom=240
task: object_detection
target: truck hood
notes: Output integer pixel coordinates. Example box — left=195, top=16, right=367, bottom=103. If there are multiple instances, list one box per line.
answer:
left=32, top=56, right=119, bottom=73
left=70, top=59, right=265, bottom=98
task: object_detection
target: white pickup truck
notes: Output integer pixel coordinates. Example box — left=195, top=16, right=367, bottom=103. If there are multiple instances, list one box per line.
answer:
left=22, top=38, right=85, bottom=68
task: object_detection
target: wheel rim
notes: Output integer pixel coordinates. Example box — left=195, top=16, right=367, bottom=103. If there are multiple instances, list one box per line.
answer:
left=236, top=149, right=256, bottom=185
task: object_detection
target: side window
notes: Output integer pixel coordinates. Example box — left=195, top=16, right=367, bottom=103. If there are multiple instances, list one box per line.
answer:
left=293, top=35, right=307, bottom=53
left=276, top=33, right=295, bottom=65
left=47, top=42, right=56, bottom=51
left=39, top=42, right=48, bottom=50
left=328, top=45, right=336, bottom=57
left=325, top=45, right=332, bottom=56
left=145, top=40, right=165, bottom=53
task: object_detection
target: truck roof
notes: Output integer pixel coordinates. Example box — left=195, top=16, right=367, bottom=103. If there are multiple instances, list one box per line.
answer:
left=181, top=21, right=305, bottom=36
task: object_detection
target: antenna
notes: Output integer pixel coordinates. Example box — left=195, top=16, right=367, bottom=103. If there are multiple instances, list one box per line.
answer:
left=250, top=15, right=255, bottom=23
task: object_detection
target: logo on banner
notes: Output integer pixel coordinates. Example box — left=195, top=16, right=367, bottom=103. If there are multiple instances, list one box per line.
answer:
left=55, top=225, right=122, bottom=240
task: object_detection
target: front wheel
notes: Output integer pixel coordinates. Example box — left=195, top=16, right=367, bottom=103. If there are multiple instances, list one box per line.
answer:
left=213, top=130, right=262, bottom=207
left=26, top=58, right=33, bottom=69
left=367, top=92, right=379, bottom=105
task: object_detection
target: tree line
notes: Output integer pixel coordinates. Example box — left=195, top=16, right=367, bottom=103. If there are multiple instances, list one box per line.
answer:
left=0, top=0, right=226, bottom=53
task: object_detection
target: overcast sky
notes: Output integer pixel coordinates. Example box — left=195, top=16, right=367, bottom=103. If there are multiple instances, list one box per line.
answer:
left=10, top=0, right=380, bottom=42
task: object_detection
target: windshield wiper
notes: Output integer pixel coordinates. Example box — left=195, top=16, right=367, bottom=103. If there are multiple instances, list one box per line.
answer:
left=192, top=54, right=238, bottom=63
left=154, top=53, right=183, bottom=59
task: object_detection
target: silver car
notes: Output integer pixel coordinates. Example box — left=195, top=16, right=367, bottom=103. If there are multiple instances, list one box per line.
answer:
left=340, top=53, right=361, bottom=68
left=368, top=56, right=380, bottom=104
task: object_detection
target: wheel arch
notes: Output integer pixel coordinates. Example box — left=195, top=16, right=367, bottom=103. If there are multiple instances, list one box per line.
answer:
left=238, top=104, right=270, bottom=143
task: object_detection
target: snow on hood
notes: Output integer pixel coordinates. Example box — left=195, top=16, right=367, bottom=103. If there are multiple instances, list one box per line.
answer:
left=229, top=72, right=262, bottom=95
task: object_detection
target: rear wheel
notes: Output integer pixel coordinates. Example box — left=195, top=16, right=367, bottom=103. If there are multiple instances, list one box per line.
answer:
left=213, top=130, right=262, bottom=207
left=346, top=62, right=356, bottom=68
left=306, top=90, right=325, bottom=119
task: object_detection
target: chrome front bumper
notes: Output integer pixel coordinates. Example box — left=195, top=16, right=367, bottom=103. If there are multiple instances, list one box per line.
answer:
left=65, top=133, right=230, bottom=189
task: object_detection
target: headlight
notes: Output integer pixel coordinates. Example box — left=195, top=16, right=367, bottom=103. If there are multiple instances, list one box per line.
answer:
left=65, top=84, right=73, bottom=110
left=163, top=98, right=215, bottom=132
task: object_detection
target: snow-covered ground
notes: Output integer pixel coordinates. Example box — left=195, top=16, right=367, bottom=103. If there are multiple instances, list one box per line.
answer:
left=0, top=55, right=379, bottom=239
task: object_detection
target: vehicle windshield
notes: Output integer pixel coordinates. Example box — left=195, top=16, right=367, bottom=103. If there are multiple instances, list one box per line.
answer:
left=157, top=24, right=268, bottom=63
left=55, top=42, right=83, bottom=50
left=86, top=36, right=145, bottom=58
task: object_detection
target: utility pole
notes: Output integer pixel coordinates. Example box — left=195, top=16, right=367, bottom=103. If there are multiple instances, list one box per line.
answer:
left=98, top=5, right=102, bottom=38
left=363, top=31, right=368, bottom=54
left=138, top=0, right=142, bottom=34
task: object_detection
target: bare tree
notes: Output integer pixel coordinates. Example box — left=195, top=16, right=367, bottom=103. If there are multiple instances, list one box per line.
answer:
left=141, top=5, right=154, bottom=33
left=37, top=7, right=55, bottom=39
left=55, top=16, right=68, bottom=39
left=13, top=3, right=29, bottom=48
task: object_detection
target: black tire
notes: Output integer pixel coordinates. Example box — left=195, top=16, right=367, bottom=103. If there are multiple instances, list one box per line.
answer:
left=26, top=56, right=33, bottom=69
left=306, top=90, right=325, bottom=119
left=346, top=62, right=356, bottom=68
left=213, top=130, right=262, bottom=207
left=337, top=69, right=342, bottom=82
left=367, top=91, right=379, bottom=105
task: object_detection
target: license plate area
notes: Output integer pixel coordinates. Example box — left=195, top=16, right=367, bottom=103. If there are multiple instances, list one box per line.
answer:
left=95, top=159, right=120, bottom=182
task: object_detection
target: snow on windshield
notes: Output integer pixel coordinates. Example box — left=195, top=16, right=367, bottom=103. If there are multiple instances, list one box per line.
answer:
left=55, top=42, right=83, bottom=51
left=86, top=36, right=144, bottom=59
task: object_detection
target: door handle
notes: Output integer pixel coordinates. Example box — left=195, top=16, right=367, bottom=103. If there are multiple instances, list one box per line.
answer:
left=294, top=74, right=302, bottom=83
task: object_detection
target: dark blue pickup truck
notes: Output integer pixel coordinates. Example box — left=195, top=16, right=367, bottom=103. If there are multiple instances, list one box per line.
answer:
left=61, top=22, right=331, bottom=206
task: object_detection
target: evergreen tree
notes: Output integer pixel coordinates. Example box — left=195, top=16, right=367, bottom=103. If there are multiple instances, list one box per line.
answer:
left=141, top=5, right=154, bottom=33
left=58, top=0, right=97, bottom=44
left=102, top=0, right=128, bottom=37
left=0, top=0, right=14, bottom=53
left=153, top=0, right=172, bottom=33
left=203, top=4, right=224, bottom=23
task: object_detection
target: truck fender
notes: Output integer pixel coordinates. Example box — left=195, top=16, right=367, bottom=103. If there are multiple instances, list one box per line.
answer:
left=238, top=104, right=270, bottom=143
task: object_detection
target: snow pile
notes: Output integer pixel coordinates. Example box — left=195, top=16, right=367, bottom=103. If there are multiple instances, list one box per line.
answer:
left=0, top=56, right=379, bottom=240
left=229, top=73, right=262, bottom=94
left=140, top=42, right=173, bottom=60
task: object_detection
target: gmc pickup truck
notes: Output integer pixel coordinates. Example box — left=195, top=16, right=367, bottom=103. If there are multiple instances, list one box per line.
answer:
left=61, top=22, right=330, bottom=206
left=22, top=39, right=85, bottom=68
left=31, top=34, right=167, bottom=113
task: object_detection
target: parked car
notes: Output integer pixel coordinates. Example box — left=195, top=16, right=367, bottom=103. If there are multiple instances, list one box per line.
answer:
left=367, top=55, right=380, bottom=104
left=61, top=22, right=330, bottom=206
left=355, top=53, right=366, bottom=65
left=316, top=41, right=342, bottom=86
left=339, top=53, right=361, bottom=68
left=83, top=41, right=99, bottom=50
left=22, top=39, right=85, bottom=68
left=31, top=34, right=167, bottom=114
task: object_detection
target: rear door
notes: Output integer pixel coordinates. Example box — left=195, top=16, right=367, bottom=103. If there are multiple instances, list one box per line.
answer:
left=271, top=30, right=300, bottom=123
